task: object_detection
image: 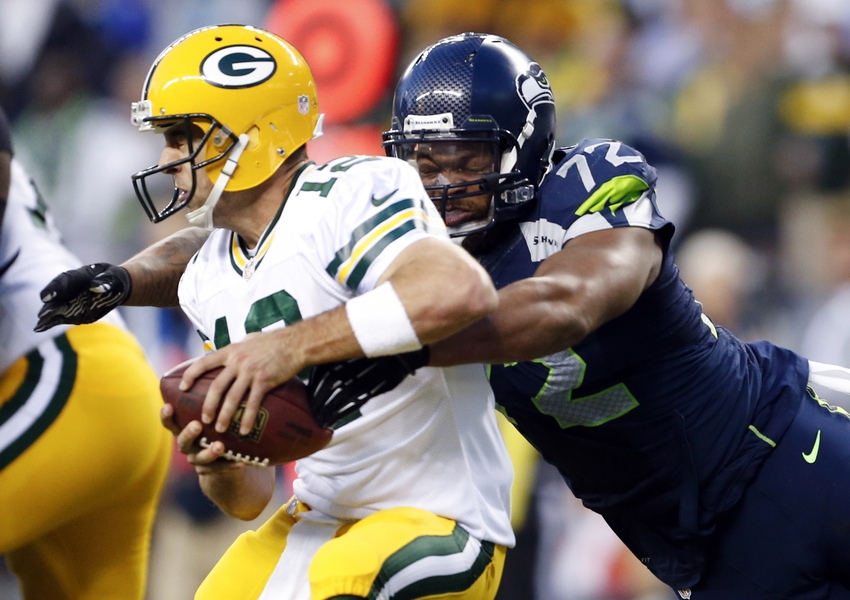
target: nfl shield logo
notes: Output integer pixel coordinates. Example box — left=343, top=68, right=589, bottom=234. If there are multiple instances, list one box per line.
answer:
left=298, top=95, right=309, bottom=114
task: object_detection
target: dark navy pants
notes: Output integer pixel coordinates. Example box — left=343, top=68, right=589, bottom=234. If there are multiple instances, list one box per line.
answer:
left=687, top=391, right=850, bottom=599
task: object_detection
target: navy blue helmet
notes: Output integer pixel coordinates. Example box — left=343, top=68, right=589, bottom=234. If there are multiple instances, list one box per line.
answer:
left=383, top=33, right=556, bottom=236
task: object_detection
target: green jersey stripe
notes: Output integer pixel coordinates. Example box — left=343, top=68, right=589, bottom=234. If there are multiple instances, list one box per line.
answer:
left=228, top=162, right=314, bottom=277
left=0, top=335, right=77, bottom=471
left=345, top=220, right=417, bottom=290
left=326, top=199, right=417, bottom=279
left=392, top=541, right=495, bottom=600
left=228, top=233, right=243, bottom=277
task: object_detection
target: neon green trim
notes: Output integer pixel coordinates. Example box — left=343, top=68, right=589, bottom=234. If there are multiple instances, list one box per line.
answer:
left=748, top=424, right=776, bottom=447
left=700, top=313, right=718, bottom=339
left=575, top=174, right=649, bottom=216
left=809, top=387, right=850, bottom=420
left=495, top=404, right=518, bottom=426
left=530, top=351, right=638, bottom=429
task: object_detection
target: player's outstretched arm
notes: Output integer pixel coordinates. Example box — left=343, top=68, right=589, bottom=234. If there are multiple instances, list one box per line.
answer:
left=430, top=227, right=664, bottom=366
left=181, top=236, right=498, bottom=436
left=122, top=227, right=211, bottom=306
left=34, top=227, right=210, bottom=331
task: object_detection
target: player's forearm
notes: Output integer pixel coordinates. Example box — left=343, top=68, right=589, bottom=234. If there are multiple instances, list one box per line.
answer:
left=278, top=239, right=497, bottom=368
left=198, top=463, right=275, bottom=521
left=430, top=229, right=662, bottom=367
left=121, top=227, right=210, bottom=307
left=428, top=276, right=591, bottom=366
left=270, top=305, right=364, bottom=370
left=381, top=237, right=499, bottom=344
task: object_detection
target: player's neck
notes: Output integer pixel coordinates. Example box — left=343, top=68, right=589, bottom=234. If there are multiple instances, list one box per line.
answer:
left=232, top=157, right=309, bottom=249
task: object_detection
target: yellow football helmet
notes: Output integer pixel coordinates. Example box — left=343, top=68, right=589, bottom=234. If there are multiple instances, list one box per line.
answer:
left=130, top=24, right=323, bottom=226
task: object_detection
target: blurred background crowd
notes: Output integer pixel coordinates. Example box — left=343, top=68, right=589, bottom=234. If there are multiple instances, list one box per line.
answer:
left=1, top=0, right=849, bottom=598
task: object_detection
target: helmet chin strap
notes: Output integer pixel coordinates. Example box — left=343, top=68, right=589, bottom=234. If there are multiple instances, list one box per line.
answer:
left=186, top=133, right=250, bottom=229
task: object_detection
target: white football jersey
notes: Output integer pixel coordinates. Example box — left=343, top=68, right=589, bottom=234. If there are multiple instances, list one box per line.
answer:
left=179, top=155, right=515, bottom=546
left=0, top=159, right=125, bottom=373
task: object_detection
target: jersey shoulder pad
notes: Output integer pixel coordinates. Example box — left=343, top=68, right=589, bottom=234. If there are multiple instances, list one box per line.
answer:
left=295, top=156, right=445, bottom=292
left=543, top=138, right=658, bottom=218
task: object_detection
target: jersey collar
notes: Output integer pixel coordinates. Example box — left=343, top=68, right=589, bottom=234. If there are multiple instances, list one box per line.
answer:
left=228, top=161, right=316, bottom=279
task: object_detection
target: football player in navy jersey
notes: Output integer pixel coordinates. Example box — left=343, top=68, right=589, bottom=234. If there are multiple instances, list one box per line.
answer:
left=35, top=32, right=850, bottom=598
left=382, top=33, right=850, bottom=599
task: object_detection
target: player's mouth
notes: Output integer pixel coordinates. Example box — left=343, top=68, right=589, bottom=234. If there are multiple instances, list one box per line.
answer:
left=443, top=208, right=474, bottom=227
left=436, top=196, right=490, bottom=227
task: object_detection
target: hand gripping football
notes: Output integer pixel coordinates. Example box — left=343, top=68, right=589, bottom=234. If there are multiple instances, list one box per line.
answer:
left=160, top=360, right=333, bottom=467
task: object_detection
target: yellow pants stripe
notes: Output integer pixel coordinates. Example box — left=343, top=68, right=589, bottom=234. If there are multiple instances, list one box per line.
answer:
left=0, top=334, right=75, bottom=470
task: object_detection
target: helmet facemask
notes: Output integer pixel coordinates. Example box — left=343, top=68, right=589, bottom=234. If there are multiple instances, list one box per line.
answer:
left=384, top=127, right=534, bottom=237
left=130, top=114, right=240, bottom=223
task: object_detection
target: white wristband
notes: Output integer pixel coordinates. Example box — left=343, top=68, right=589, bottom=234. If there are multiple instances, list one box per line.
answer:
left=345, top=282, right=422, bottom=357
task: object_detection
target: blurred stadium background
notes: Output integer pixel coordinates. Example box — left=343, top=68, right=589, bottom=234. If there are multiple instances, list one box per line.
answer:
left=1, top=0, right=849, bottom=598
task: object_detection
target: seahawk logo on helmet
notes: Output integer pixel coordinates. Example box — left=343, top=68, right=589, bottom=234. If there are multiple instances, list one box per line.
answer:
left=201, top=45, right=277, bottom=88
left=516, top=63, right=554, bottom=111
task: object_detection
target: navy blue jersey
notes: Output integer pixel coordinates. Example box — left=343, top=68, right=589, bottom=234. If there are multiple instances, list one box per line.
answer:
left=478, top=138, right=809, bottom=587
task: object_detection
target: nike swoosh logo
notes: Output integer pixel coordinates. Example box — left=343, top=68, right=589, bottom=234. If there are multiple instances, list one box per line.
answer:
left=802, top=429, right=821, bottom=464
left=371, top=189, right=397, bottom=206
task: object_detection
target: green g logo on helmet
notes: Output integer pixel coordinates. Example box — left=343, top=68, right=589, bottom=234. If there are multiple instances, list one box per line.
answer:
left=201, top=45, right=277, bottom=89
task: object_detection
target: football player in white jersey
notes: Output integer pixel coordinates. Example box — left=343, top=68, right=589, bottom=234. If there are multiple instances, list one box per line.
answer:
left=35, top=25, right=515, bottom=600
left=0, top=105, right=171, bottom=599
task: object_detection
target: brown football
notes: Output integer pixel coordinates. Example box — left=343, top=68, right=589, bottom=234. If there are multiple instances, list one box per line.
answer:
left=160, top=359, right=332, bottom=466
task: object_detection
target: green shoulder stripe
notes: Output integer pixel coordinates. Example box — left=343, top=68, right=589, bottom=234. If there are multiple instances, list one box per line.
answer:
left=576, top=174, right=649, bottom=216
left=326, top=199, right=420, bottom=288
left=346, top=221, right=417, bottom=290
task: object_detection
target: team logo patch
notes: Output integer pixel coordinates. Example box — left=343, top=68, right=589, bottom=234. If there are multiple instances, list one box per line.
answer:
left=515, top=62, right=555, bottom=110
left=201, top=45, right=276, bottom=88
left=298, top=94, right=310, bottom=114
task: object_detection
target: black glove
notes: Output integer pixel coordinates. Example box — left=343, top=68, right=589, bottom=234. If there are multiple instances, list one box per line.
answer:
left=34, top=263, right=131, bottom=332
left=308, top=346, right=430, bottom=428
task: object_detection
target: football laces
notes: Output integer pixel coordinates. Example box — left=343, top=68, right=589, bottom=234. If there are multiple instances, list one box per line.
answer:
left=198, top=436, right=270, bottom=467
